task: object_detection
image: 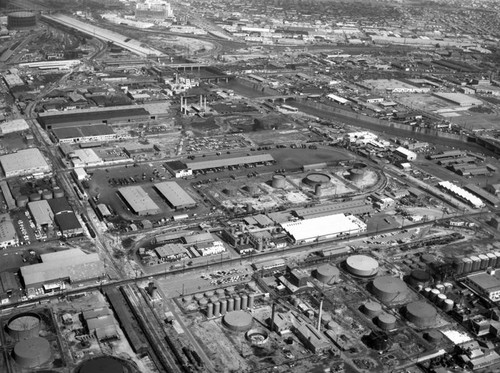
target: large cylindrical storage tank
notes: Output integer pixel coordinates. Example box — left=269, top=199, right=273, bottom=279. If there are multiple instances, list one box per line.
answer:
left=430, top=289, right=441, bottom=301
left=424, top=330, right=443, bottom=344
left=347, top=168, right=365, bottom=183
left=345, top=255, right=379, bottom=277
left=234, top=296, right=241, bottom=311
left=479, top=254, right=489, bottom=270
left=223, top=311, right=253, bottom=332
left=435, top=284, right=445, bottom=293
left=206, top=303, right=214, bottom=318
left=371, top=276, right=408, bottom=303
left=13, top=337, right=51, bottom=368
left=314, top=264, right=340, bottom=284
left=436, top=293, right=447, bottom=307
left=361, top=301, right=382, bottom=318
left=241, top=295, right=248, bottom=310
left=29, top=193, right=41, bottom=202
left=7, top=11, right=37, bottom=30
left=53, top=187, right=64, bottom=198
left=470, top=256, right=481, bottom=271
left=248, top=293, right=255, bottom=309
left=227, top=298, right=234, bottom=312
left=495, top=252, right=500, bottom=267
left=216, top=288, right=225, bottom=297
left=214, top=302, right=221, bottom=317
left=272, top=174, right=286, bottom=189
left=247, top=184, right=259, bottom=195
left=420, top=254, right=435, bottom=264
left=225, top=286, right=235, bottom=295
left=442, top=299, right=454, bottom=312
left=443, top=282, right=453, bottom=293
left=42, top=189, right=53, bottom=200
left=462, top=258, right=473, bottom=273
left=194, top=293, right=204, bottom=301
left=453, top=258, right=464, bottom=275
left=405, top=301, right=437, bottom=328
left=16, top=195, right=29, bottom=207
left=220, top=299, right=227, bottom=315
left=314, top=184, right=322, bottom=197
left=205, top=290, right=215, bottom=298
left=408, top=270, right=431, bottom=287
left=376, top=313, right=396, bottom=330
left=487, top=253, right=497, bottom=268
left=422, top=287, right=432, bottom=297
left=182, top=295, right=193, bottom=303
left=209, top=296, right=218, bottom=304
left=199, top=298, right=208, bottom=307
left=7, top=313, right=41, bottom=341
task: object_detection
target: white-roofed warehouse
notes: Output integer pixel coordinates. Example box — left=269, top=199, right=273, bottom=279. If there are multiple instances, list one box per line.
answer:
left=280, top=214, right=367, bottom=244
left=0, top=149, right=51, bottom=178
left=155, top=182, right=196, bottom=210
left=20, top=249, right=105, bottom=293
left=118, top=186, right=161, bottom=216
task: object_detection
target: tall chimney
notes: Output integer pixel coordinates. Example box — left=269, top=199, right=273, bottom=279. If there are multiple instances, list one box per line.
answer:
left=317, top=299, right=323, bottom=332
left=271, top=302, right=276, bottom=332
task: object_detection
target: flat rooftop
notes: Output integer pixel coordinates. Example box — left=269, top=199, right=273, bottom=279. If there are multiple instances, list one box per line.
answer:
left=185, top=154, right=274, bottom=171
left=118, top=186, right=161, bottom=214
left=155, top=182, right=196, bottom=208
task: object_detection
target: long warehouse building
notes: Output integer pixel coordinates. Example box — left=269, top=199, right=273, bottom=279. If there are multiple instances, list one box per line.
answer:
left=118, top=186, right=161, bottom=216
left=0, top=149, right=51, bottom=178
left=20, top=249, right=105, bottom=293
left=280, top=214, right=367, bottom=244
left=185, top=154, right=275, bottom=172
left=155, top=182, right=196, bottom=210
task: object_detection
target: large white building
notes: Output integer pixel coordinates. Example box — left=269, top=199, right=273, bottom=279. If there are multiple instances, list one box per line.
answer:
left=0, top=148, right=51, bottom=178
left=135, top=0, right=173, bottom=19
left=0, top=214, right=18, bottom=249
left=280, top=214, right=367, bottom=244
left=438, top=181, right=485, bottom=209
left=0, top=119, right=29, bottom=135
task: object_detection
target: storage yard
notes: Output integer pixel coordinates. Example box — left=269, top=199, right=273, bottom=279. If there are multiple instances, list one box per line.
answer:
left=3, top=0, right=500, bottom=371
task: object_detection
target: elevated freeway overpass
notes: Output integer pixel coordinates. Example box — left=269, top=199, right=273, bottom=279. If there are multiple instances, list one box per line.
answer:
left=42, top=13, right=164, bottom=58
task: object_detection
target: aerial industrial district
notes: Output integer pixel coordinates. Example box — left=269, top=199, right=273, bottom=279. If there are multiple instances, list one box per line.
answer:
left=2, top=1, right=500, bottom=373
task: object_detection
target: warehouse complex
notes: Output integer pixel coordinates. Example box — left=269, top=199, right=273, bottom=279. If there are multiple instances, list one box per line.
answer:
left=0, top=214, right=18, bottom=249
left=118, top=186, right=161, bottom=215
left=20, top=249, right=105, bottom=293
left=155, top=181, right=196, bottom=210
left=185, top=154, right=275, bottom=172
left=0, top=149, right=51, bottom=178
left=280, top=214, right=367, bottom=243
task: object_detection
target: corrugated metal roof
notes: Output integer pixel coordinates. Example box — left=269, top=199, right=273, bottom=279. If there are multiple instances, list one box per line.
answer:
left=21, top=249, right=104, bottom=287
left=155, top=182, right=196, bottom=208
left=185, top=154, right=274, bottom=171
left=118, top=186, right=161, bottom=214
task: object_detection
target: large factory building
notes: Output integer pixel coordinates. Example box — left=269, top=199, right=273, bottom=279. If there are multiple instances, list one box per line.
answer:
left=20, top=249, right=105, bottom=293
left=185, top=154, right=274, bottom=173
left=0, top=149, right=51, bottom=178
left=280, top=214, right=367, bottom=244
left=155, top=181, right=196, bottom=210
left=118, top=186, right=162, bottom=216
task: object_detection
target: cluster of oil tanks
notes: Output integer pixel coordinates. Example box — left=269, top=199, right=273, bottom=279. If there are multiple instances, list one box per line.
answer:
left=454, top=252, right=500, bottom=275
left=185, top=288, right=256, bottom=318
left=421, top=284, right=455, bottom=312
left=360, top=300, right=396, bottom=331
left=16, top=187, right=64, bottom=207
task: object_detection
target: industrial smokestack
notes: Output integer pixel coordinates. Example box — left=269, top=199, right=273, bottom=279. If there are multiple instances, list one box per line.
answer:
left=271, top=302, right=276, bottom=332
left=317, top=299, right=323, bottom=332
